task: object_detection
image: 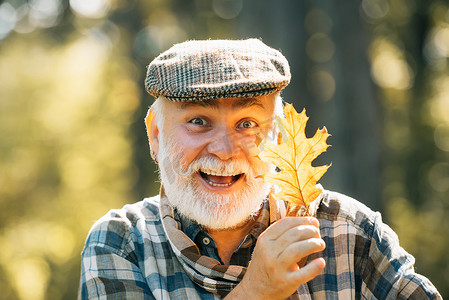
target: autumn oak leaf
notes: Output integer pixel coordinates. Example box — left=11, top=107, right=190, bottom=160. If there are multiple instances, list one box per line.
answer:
left=258, top=104, right=331, bottom=216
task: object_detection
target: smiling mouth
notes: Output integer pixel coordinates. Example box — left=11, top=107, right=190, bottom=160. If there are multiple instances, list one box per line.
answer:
left=199, top=169, right=243, bottom=187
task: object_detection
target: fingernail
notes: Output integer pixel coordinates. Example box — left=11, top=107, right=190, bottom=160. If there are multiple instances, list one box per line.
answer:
left=320, top=239, right=326, bottom=249
left=309, top=217, right=320, bottom=228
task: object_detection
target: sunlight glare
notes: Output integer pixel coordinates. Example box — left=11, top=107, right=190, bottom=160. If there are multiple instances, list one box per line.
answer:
left=306, top=33, right=335, bottom=63
left=70, top=0, right=110, bottom=19
left=370, top=39, right=413, bottom=90
left=9, top=257, right=50, bottom=300
left=212, top=0, right=242, bottom=20
left=435, top=125, right=449, bottom=152
left=425, top=23, right=449, bottom=63
left=361, top=0, right=389, bottom=20
left=0, top=3, right=17, bottom=39
left=46, top=226, right=76, bottom=264
left=29, top=0, right=61, bottom=28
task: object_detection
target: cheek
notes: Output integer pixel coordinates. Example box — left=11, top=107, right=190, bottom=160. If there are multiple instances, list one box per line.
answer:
left=237, top=134, right=260, bottom=157
left=169, top=129, right=209, bottom=164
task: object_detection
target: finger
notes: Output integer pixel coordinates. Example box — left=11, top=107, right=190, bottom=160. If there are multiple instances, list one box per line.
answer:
left=263, top=217, right=319, bottom=240
left=278, top=238, right=326, bottom=266
left=286, top=258, right=326, bottom=284
left=308, top=217, right=320, bottom=228
left=273, top=225, right=321, bottom=250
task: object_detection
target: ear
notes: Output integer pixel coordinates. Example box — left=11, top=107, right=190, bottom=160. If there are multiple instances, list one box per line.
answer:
left=145, top=109, right=159, bottom=157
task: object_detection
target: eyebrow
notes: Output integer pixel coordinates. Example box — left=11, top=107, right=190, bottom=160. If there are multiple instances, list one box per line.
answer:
left=179, top=98, right=265, bottom=110
left=232, top=98, right=265, bottom=110
left=180, top=100, right=220, bottom=109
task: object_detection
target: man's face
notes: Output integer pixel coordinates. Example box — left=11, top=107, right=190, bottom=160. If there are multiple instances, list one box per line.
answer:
left=153, top=94, right=277, bottom=230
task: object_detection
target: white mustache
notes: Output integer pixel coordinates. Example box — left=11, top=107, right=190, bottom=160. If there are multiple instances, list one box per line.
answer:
left=176, top=155, right=254, bottom=178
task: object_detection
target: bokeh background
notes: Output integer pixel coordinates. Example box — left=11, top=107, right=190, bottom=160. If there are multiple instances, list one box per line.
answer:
left=0, top=0, right=448, bottom=298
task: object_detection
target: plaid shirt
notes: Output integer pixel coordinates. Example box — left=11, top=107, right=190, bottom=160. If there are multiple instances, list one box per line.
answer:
left=178, top=213, right=259, bottom=267
left=79, top=190, right=441, bottom=299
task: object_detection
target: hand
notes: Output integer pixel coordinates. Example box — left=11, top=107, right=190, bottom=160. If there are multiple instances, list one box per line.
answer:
left=225, top=217, right=326, bottom=300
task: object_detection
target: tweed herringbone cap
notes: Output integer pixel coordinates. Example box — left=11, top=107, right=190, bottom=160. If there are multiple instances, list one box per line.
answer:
left=145, top=39, right=291, bottom=101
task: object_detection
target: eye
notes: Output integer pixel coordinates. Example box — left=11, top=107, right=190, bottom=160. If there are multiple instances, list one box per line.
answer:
left=238, top=120, right=258, bottom=129
left=189, top=117, right=208, bottom=126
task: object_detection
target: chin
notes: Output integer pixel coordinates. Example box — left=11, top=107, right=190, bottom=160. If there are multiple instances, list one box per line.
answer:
left=162, top=174, right=270, bottom=230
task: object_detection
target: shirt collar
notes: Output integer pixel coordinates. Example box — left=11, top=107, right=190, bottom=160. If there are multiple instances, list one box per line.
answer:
left=175, top=198, right=271, bottom=246
left=176, top=210, right=203, bottom=242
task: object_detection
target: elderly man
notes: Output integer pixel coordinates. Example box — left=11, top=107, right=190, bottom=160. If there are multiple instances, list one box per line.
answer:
left=79, top=39, right=441, bottom=299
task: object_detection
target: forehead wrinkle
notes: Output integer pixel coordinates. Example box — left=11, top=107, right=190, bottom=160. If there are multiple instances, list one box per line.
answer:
left=179, top=99, right=220, bottom=110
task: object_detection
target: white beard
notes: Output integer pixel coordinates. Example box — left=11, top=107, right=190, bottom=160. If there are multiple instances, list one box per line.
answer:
left=157, top=134, right=272, bottom=230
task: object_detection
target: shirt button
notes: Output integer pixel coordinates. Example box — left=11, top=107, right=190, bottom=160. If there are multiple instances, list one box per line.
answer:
left=202, top=237, right=211, bottom=245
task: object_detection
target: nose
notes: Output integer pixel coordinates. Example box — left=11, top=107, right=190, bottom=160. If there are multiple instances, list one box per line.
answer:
left=207, top=129, right=241, bottom=161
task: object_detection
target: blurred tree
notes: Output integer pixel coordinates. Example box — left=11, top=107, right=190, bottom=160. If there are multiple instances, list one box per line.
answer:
left=363, top=0, right=449, bottom=295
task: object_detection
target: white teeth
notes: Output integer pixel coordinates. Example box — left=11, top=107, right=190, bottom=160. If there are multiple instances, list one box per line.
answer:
left=204, top=179, right=234, bottom=187
left=200, top=169, right=240, bottom=176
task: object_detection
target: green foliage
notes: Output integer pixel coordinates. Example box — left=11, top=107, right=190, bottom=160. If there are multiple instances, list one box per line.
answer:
left=0, top=30, right=145, bottom=299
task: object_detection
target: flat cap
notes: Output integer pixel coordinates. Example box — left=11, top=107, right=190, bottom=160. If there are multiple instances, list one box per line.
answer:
left=145, top=39, right=291, bottom=101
